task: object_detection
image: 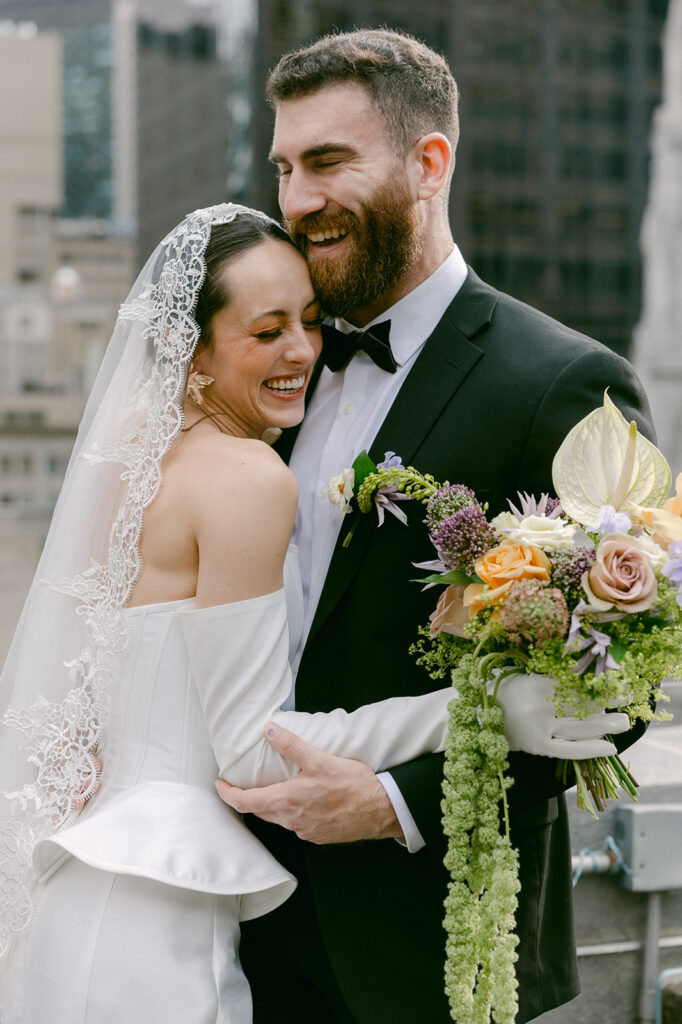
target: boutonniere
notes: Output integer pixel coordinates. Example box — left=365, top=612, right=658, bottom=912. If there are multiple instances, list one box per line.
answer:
left=323, top=450, right=413, bottom=547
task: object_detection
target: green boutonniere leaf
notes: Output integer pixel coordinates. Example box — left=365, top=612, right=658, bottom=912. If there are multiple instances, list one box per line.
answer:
left=351, top=450, right=378, bottom=490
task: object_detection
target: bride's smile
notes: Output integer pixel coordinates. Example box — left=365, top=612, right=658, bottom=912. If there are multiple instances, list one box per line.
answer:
left=189, top=237, right=323, bottom=439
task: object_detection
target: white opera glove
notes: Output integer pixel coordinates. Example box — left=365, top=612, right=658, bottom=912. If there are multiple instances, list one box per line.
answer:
left=179, top=589, right=453, bottom=789
left=495, top=672, right=630, bottom=759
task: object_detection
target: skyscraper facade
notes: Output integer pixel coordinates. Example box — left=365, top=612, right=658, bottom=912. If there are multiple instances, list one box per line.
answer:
left=0, top=0, right=230, bottom=268
left=0, top=0, right=114, bottom=220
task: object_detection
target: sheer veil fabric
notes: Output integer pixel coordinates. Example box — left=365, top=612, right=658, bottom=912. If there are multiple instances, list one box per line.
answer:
left=0, top=204, right=275, bottom=982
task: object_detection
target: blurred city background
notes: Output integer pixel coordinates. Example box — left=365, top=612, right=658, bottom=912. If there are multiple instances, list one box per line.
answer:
left=0, top=1, right=681, bottom=1021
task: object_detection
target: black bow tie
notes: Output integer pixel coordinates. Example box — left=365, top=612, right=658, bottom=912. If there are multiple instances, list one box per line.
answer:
left=321, top=320, right=397, bottom=374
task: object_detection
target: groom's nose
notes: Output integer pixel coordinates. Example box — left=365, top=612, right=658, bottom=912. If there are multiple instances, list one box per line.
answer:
left=279, top=167, right=327, bottom=222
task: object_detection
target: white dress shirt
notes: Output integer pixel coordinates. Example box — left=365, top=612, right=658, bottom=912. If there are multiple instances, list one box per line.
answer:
left=287, top=244, right=468, bottom=851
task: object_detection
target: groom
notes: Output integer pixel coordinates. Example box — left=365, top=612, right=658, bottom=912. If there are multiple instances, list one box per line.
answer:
left=219, top=28, right=654, bottom=1024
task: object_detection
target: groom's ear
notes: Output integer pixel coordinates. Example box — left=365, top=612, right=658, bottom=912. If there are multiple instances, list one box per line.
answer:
left=410, top=133, right=452, bottom=201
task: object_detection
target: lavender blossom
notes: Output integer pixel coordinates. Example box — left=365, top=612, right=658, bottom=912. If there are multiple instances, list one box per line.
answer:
left=551, top=546, right=596, bottom=606
left=496, top=579, right=569, bottom=648
left=663, top=539, right=682, bottom=607
left=571, top=627, right=620, bottom=677
left=431, top=506, right=496, bottom=574
left=377, top=451, right=404, bottom=470
left=425, top=484, right=479, bottom=532
left=591, top=504, right=632, bottom=535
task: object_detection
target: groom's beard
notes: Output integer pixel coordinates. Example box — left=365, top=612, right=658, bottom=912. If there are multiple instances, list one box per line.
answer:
left=285, top=178, right=422, bottom=320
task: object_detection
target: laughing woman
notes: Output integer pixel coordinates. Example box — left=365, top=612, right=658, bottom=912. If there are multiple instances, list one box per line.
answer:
left=0, top=205, right=455, bottom=1023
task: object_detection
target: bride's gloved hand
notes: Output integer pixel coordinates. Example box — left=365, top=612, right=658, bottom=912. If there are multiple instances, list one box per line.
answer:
left=495, top=672, right=630, bottom=759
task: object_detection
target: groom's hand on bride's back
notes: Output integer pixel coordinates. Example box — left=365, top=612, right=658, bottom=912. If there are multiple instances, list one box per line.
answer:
left=215, top=725, right=405, bottom=844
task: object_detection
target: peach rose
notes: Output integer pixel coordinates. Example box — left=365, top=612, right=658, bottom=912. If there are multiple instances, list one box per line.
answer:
left=429, top=585, right=471, bottom=638
left=583, top=533, right=658, bottom=612
left=464, top=541, right=551, bottom=614
left=630, top=473, right=682, bottom=551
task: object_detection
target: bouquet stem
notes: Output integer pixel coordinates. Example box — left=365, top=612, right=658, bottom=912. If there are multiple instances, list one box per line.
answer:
left=569, top=747, right=639, bottom=818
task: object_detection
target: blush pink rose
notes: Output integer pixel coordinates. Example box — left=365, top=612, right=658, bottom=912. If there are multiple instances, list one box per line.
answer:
left=583, top=532, right=658, bottom=612
left=429, top=585, right=470, bottom=637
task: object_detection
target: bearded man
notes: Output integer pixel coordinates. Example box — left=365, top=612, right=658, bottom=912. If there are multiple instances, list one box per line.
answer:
left=217, top=28, right=654, bottom=1024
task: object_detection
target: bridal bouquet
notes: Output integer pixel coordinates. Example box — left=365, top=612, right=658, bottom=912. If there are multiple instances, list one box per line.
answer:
left=326, top=393, right=682, bottom=1024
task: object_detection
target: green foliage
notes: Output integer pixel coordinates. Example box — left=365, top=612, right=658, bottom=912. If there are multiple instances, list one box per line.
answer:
left=442, top=655, right=520, bottom=1024
left=356, top=465, right=441, bottom=513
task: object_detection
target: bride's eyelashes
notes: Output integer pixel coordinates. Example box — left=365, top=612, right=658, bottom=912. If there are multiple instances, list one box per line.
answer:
left=254, top=315, right=323, bottom=342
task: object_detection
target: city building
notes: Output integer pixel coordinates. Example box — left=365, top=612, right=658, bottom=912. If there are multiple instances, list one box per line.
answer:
left=633, top=0, right=682, bottom=469
left=0, top=0, right=114, bottom=220
left=0, top=0, right=231, bottom=269
left=0, top=22, right=62, bottom=287
left=130, top=0, right=230, bottom=264
left=0, top=393, right=84, bottom=663
left=0, top=393, right=85, bottom=516
left=49, top=219, right=135, bottom=393
left=241, top=0, right=668, bottom=359
left=0, top=286, right=52, bottom=393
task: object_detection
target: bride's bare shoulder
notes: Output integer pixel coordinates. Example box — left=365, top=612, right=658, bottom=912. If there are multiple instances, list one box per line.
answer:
left=171, top=431, right=297, bottom=523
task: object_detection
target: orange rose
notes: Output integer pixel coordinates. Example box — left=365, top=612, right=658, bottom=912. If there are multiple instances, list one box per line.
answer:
left=630, top=473, right=682, bottom=551
left=464, top=541, right=551, bottom=615
left=429, top=585, right=470, bottom=638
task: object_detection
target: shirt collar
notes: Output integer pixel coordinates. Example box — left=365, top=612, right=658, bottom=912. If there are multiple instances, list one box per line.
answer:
left=336, top=244, right=467, bottom=367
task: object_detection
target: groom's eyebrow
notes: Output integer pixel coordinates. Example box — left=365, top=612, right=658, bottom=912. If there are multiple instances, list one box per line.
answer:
left=268, top=143, right=357, bottom=165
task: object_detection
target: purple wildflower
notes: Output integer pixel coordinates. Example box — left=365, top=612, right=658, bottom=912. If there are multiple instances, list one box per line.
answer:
left=551, top=546, right=596, bottom=606
left=425, top=484, right=479, bottom=532
left=496, top=579, right=569, bottom=648
left=377, top=451, right=404, bottom=470
left=592, top=504, right=632, bottom=535
left=571, top=627, right=620, bottom=677
left=663, top=539, right=682, bottom=607
left=430, top=506, right=496, bottom=574
left=373, top=484, right=410, bottom=527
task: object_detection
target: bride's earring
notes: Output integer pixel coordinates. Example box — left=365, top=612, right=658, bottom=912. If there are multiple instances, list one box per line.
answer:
left=186, top=369, right=215, bottom=407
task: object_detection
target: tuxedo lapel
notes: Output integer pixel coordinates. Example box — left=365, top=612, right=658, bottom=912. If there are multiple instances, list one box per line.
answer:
left=306, top=269, right=498, bottom=646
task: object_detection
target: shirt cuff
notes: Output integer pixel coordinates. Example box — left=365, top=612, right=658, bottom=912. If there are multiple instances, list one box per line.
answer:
left=376, top=771, right=426, bottom=854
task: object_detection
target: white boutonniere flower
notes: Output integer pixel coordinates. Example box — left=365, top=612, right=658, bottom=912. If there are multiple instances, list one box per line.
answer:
left=322, top=468, right=355, bottom=515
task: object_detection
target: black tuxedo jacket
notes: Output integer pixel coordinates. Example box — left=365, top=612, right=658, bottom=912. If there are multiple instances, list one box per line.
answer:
left=242, top=269, right=654, bottom=1024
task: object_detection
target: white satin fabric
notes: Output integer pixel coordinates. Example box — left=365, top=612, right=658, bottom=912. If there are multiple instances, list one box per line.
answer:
left=32, top=545, right=305, bottom=923
left=3, top=546, right=454, bottom=1021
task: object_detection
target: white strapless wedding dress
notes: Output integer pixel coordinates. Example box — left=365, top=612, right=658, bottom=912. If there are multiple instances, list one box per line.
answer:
left=2, top=548, right=453, bottom=1023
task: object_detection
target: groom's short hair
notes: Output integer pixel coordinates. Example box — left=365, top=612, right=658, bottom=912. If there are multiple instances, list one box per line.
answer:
left=266, top=28, right=459, bottom=160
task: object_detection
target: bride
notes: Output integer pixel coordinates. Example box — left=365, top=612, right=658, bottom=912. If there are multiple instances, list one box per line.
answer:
left=0, top=205, right=457, bottom=1022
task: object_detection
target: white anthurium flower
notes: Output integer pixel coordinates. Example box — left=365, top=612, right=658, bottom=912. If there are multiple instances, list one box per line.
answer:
left=503, top=514, right=577, bottom=551
left=322, top=468, right=355, bottom=514
left=552, top=390, right=671, bottom=527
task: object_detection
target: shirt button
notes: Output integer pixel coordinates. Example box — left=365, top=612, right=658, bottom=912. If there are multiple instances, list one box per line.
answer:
left=342, top=403, right=354, bottom=416
left=293, top=659, right=301, bottom=673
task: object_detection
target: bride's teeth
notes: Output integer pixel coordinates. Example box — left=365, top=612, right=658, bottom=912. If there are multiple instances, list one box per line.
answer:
left=265, top=375, right=305, bottom=391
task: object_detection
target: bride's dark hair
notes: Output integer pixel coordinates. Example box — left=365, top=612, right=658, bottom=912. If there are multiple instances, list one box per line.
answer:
left=194, top=212, right=295, bottom=353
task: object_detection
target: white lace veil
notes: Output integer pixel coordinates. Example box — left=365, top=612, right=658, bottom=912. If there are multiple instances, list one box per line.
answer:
left=0, top=203, right=278, bottom=976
